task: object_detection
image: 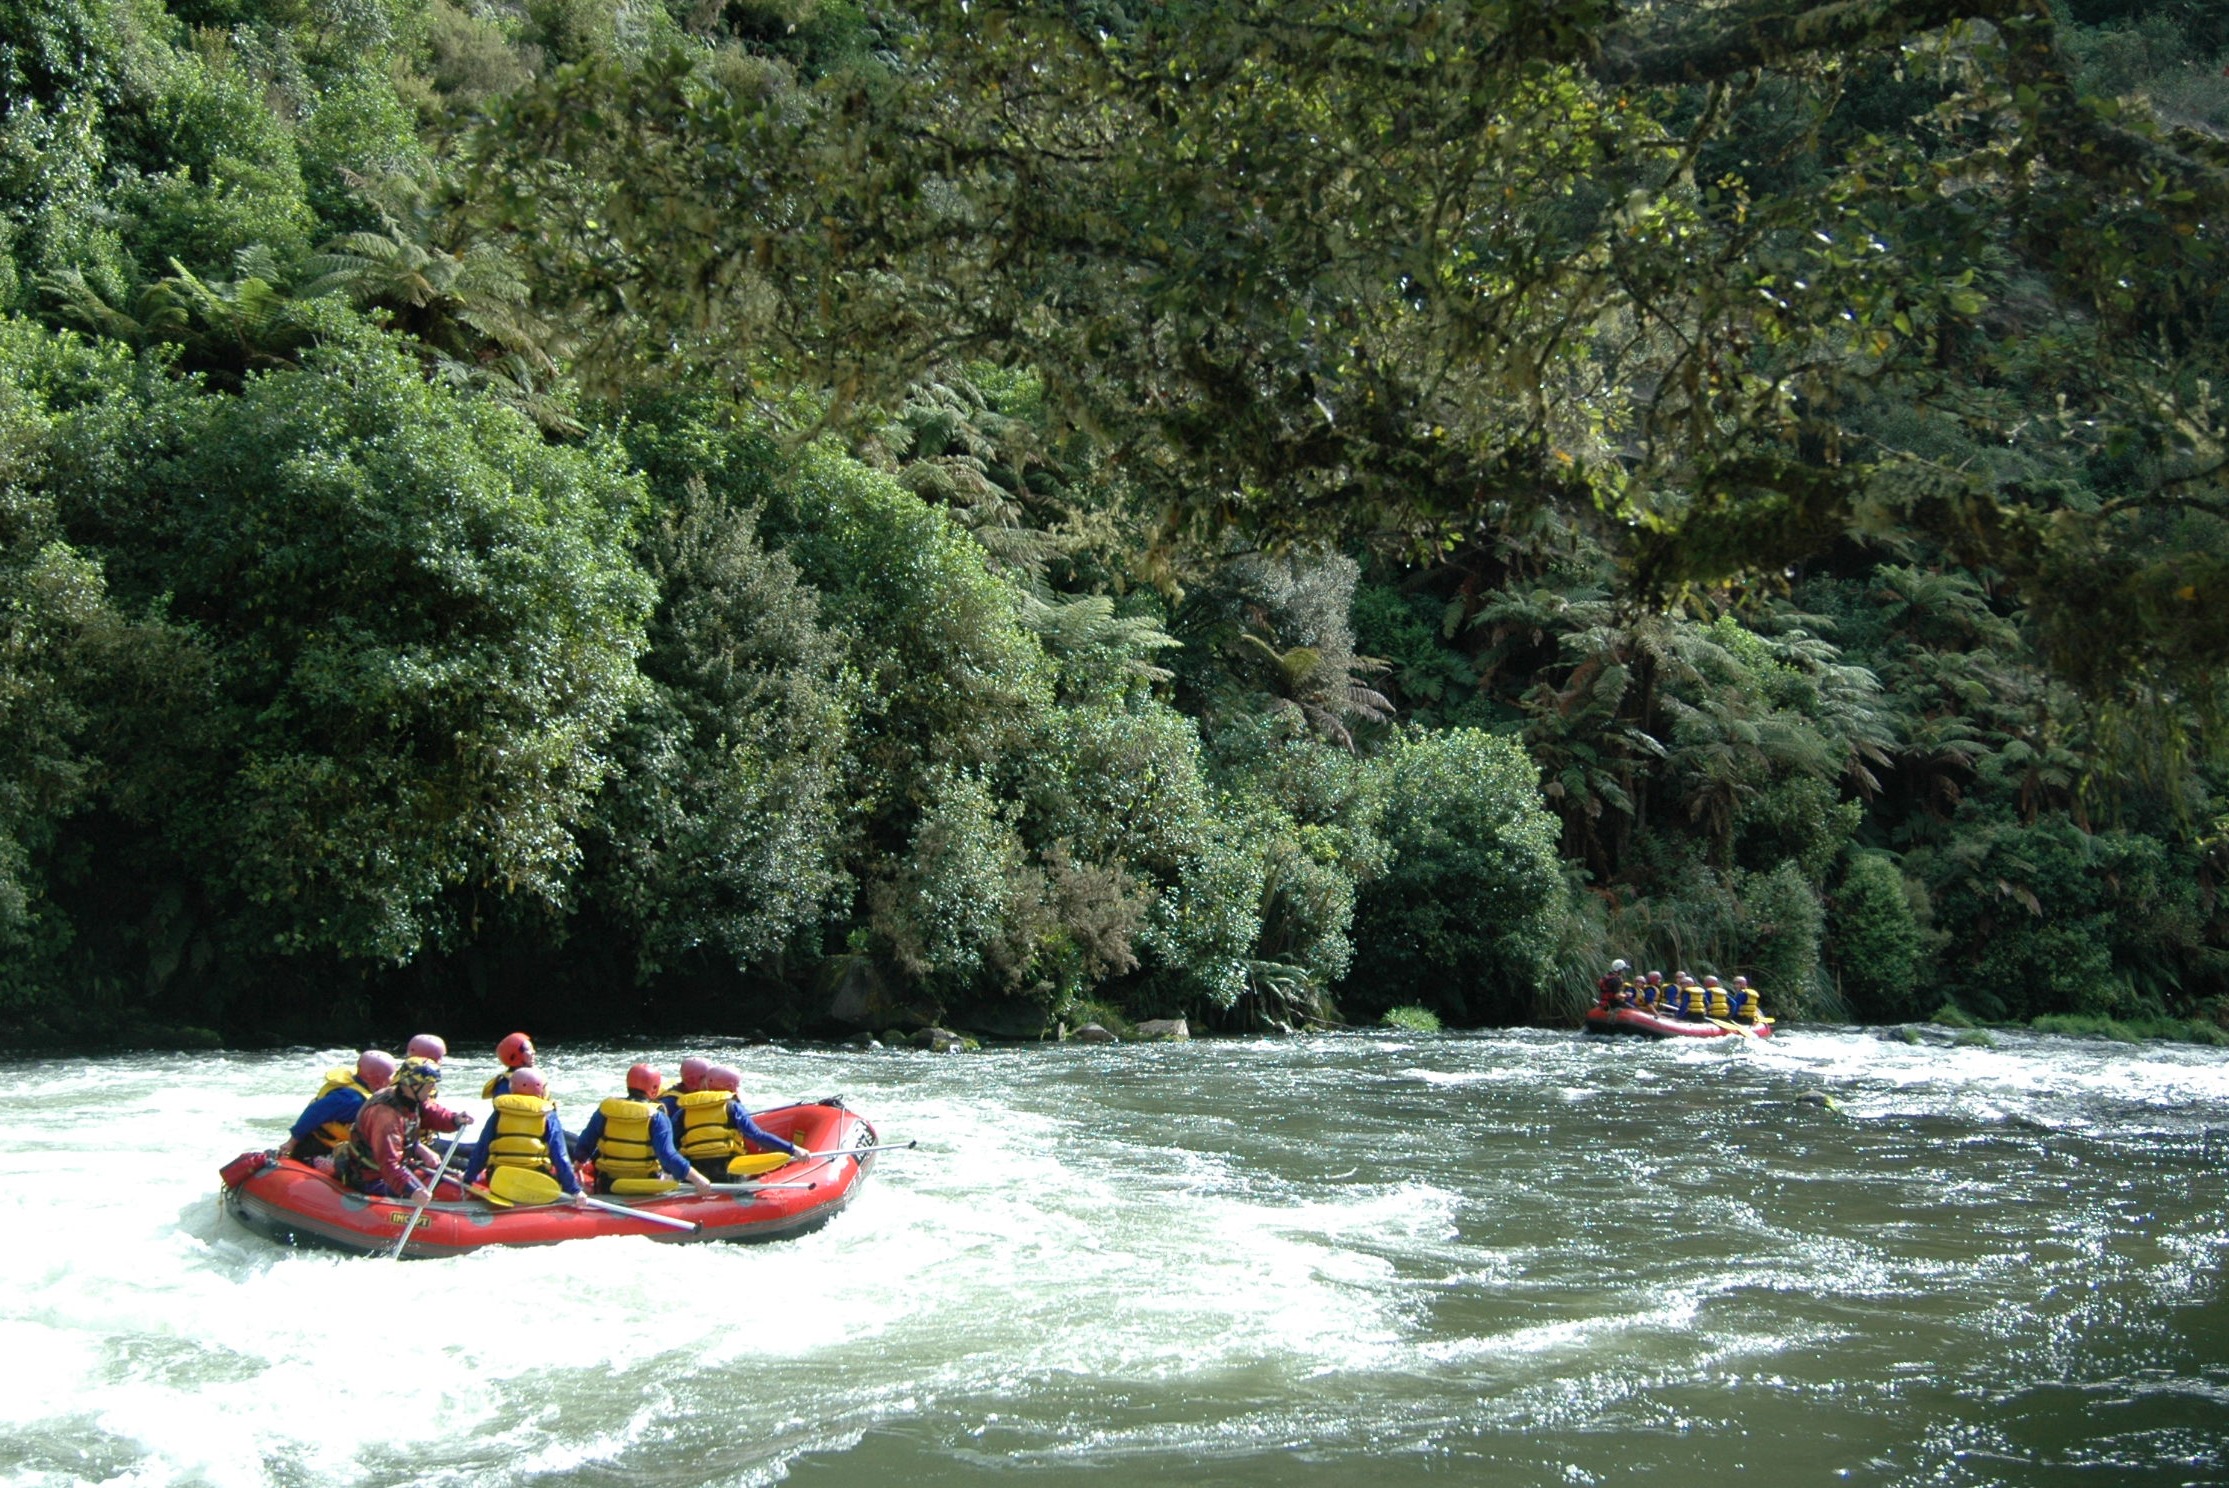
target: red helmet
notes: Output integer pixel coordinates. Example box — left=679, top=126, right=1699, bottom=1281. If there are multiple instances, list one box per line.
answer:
left=1703, top=975, right=1721, bottom=987
left=626, top=1063, right=664, bottom=1098
left=509, top=1066, right=548, bottom=1098
left=679, top=1056, right=710, bottom=1092
left=707, top=1065, right=742, bottom=1094
left=407, top=1033, right=447, bottom=1060
left=1646, top=971, right=1663, bottom=984
left=357, top=1050, right=398, bottom=1090
left=1733, top=976, right=1749, bottom=988
left=496, top=1032, right=536, bottom=1069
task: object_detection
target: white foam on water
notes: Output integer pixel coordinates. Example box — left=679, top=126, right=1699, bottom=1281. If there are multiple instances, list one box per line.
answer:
left=2, top=1031, right=2225, bottom=1487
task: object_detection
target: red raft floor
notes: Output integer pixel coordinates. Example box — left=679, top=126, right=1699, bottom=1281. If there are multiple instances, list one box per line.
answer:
left=1582, top=1007, right=1776, bottom=1040
left=221, top=1098, right=879, bottom=1258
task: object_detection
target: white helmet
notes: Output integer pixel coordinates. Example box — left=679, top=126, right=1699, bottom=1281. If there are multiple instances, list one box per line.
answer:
left=1609, top=959, right=1629, bottom=973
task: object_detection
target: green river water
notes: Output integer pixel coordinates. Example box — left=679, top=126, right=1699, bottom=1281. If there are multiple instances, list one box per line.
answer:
left=2, top=1026, right=2224, bottom=1487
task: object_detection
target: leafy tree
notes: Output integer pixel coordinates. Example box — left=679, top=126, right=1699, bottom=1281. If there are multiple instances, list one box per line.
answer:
left=1914, top=816, right=2214, bottom=1021
left=1736, top=859, right=1830, bottom=1015
left=113, top=46, right=317, bottom=275
left=583, top=486, right=853, bottom=978
left=467, top=1, right=2229, bottom=735
left=1344, top=728, right=1568, bottom=1024
left=1828, top=851, right=1932, bottom=1018
left=48, top=312, right=655, bottom=978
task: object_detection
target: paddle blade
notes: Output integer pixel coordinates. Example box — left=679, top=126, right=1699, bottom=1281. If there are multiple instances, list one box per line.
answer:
left=486, top=1166, right=565, bottom=1204
left=608, top=1177, right=681, bottom=1196
left=730, top=1151, right=794, bottom=1177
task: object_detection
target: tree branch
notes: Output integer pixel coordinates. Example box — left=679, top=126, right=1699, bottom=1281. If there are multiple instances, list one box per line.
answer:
left=1592, top=0, right=2018, bottom=86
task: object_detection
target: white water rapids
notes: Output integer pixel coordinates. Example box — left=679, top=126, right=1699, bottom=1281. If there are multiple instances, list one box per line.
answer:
left=2, top=1028, right=2225, bottom=1487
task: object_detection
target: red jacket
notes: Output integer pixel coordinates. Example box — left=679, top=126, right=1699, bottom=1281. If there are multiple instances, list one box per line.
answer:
left=350, top=1094, right=467, bottom=1196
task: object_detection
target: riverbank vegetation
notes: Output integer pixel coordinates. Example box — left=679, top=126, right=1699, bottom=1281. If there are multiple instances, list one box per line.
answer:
left=2, top=0, right=2226, bottom=1046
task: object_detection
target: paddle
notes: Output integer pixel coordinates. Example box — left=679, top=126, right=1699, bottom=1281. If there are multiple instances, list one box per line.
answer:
left=609, top=1176, right=821, bottom=1195
left=1709, top=1016, right=1766, bottom=1040
left=731, top=1151, right=800, bottom=1177
left=793, top=1140, right=919, bottom=1160
left=707, top=1179, right=818, bottom=1192
left=601, top=1149, right=798, bottom=1196
left=485, top=1165, right=701, bottom=1233
left=388, top=1131, right=465, bottom=1261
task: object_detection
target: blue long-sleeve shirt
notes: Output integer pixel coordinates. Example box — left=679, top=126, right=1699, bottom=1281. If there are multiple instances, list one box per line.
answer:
left=462, top=1109, right=581, bottom=1194
left=735, top=1103, right=806, bottom=1157
left=289, top=1088, right=367, bottom=1147
left=666, top=1093, right=807, bottom=1158
left=571, top=1105, right=693, bottom=1179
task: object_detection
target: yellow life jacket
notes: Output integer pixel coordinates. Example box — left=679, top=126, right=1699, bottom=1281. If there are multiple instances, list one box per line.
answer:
left=1707, top=986, right=1731, bottom=1018
left=593, top=1096, right=661, bottom=1180
left=672, top=1089, right=740, bottom=1163
left=482, top=1073, right=506, bottom=1100
left=307, top=1065, right=375, bottom=1153
left=486, top=1093, right=557, bottom=1172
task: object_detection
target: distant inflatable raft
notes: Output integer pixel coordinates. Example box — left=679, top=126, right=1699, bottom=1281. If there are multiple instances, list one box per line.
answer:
left=1583, top=1007, right=1775, bottom=1040
left=220, top=1098, right=880, bottom=1258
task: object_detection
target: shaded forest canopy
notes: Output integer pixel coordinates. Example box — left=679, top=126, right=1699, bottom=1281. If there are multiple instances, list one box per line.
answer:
left=1, top=0, right=2226, bottom=1045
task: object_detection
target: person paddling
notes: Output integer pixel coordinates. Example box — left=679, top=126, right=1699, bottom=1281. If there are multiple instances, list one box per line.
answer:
left=278, top=1050, right=396, bottom=1164
left=1700, top=975, right=1732, bottom=1020
left=572, top=1064, right=714, bottom=1196
left=462, top=1066, right=584, bottom=1203
left=482, top=1031, right=538, bottom=1099
left=659, top=1056, right=712, bottom=1123
left=332, top=1056, right=473, bottom=1200
left=671, top=1065, right=808, bottom=1181
left=1595, top=959, right=1633, bottom=1010
left=1727, top=975, right=1765, bottom=1023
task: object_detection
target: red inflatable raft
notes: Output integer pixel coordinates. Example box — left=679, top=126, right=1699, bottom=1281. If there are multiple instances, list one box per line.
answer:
left=1583, top=1007, right=1774, bottom=1040
left=221, top=1098, right=881, bottom=1258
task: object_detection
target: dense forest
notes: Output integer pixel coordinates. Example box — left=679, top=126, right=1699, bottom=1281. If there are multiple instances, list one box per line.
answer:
left=1, top=0, right=2225, bottom=1046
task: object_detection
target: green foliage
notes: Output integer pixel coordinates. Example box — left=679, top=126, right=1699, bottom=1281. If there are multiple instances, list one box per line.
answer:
left=106, top=315, right=653, bottom=964
left=1138, top=813, right=1265, bottom=1012
left=417, top=0, right=534, bottom=112
left=1379, top=1005, right=1440, bottom=1034
left=6, top=0, right=2229, bottom=1044
left=1204, top=716, right=1388, bottom=1018
left=1737, top=861, right=1828, bottom=1018
left=2030, top=1012, right=2143, bottom=1044
left=0, top=327, right=119, bottom=939
left=583, top=487, right=852, bottom=975
left=295, top=69, right=428, bottom=233
left=1173, top=550, right=1392, bottom=750
left=1828, top=852, right=1931, bottom=1019
left=1915, top=818, right=2211, bottom=1023
left=115, top=48, right=316, bottom=275
left=1344, top=728, right=1568, bottom=1025
left=1351, top=581, right=1498, bottom=731
left=2031, top=1011, right=2229, bottom=1046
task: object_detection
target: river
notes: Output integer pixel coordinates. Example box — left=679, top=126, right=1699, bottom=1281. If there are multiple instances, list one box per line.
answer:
left=2, top=1027, right=2224, bottom=1487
